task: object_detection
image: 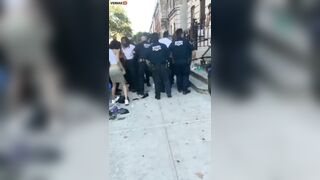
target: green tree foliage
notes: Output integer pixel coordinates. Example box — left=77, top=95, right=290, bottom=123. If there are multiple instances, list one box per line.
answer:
left=132, top=32, right=150, bottom=44
left=109, top=5, right=132, bottom=38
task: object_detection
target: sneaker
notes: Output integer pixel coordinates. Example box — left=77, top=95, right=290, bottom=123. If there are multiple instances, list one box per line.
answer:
left=167, top=94, right=172, bottom=98
left=155, top=95, right=161, bottom=100
left=125, top=99, right=129, bottom=106
left=111, top=96, right=120, bottom=104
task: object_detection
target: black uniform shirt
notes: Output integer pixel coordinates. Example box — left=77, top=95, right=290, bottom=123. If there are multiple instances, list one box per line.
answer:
left=169, top=37, right=193, bottom=64
left=134, top=42, right=151, bottom=59
left=147, top=42, right=169, bottom=65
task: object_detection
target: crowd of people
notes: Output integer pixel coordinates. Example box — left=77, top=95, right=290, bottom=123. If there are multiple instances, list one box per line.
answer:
left=108, top=29, right=195, bottom=105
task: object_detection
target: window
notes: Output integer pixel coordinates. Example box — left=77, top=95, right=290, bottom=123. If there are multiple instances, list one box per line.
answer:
left=200, top=0, right=206, bottom=27
left=191, top=5, right=195, bottom=22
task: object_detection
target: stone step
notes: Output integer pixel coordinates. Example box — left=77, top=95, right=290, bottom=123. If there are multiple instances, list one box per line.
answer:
left=195, top=46, right=211, bottom=59
left=189, top=75, right=208, bottom=94
left=190, top=69, right=208, bottom=84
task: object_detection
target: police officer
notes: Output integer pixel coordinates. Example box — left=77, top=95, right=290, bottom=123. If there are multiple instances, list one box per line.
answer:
left=144, top=36, right=153, bottom=87
left=169, top=29, right=193, bottom=94
left=134, top=35, right=151, bottom=96
left=147, top=33, right=172, bottom=100
left=159, top=31, right=174, bottom=86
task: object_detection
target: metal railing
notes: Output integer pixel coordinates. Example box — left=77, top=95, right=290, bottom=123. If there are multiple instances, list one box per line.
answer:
left=190, top=20, right=211, bottom=49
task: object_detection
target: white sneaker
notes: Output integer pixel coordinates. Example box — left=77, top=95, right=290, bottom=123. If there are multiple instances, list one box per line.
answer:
left=111, top=96, right=120, bottom=104
left=125, top=99, right=129, bottom=106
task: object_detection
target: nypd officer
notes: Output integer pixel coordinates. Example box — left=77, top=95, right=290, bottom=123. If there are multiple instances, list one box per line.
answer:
left=147, top=33, right=172, bottom=100
left=169, top=29, right=193, bottom=94
left=159, top=31, right=174, bottom=86
left=133, top=35, right=151, bottom=96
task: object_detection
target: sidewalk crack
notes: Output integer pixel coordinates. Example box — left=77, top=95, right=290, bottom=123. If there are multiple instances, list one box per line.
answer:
left=158, top=101, right=180, bottom=180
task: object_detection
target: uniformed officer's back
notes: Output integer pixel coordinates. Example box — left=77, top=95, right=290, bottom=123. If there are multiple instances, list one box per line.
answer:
left=148, top=42, right=169, bottom=65
left=135, top=41, right=151, bottom=60
left=146, top=33, right=171, bottom=99
left=169, top=29, right=193, bottom=94
left=169, top=35, right=193, bottom=64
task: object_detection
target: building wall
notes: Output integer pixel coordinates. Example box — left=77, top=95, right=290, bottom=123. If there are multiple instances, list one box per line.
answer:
left=188, top=0, right=211, bottom=27
left=168, top=0, right=182, bottom=35
left=150, top=0, right=211, bottom=36
left=150, top=3, right=162, bottom=33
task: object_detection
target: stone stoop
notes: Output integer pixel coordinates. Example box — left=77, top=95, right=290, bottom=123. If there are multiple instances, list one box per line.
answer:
left=190, top=61, right=209, bottom=94
left=189, top=46, right=211, bottom=94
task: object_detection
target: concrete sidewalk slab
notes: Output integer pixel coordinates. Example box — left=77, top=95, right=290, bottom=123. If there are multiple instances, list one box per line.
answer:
left=109, top=86, right=211, bottom=180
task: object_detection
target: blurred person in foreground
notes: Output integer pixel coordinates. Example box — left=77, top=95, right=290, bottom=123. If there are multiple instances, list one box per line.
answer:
left=0, top=0, right=108, bottom=179
left=169, top=29, right=193, bottom=94
left=147, top=33, right=172, bottom=100
left=213, top=0, right=255, bottom=98
left=0, top=0, right=63, bottom=129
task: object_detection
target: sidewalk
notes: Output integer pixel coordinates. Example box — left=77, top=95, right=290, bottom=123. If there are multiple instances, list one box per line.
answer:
left=109, top=86, right=211, bottom=180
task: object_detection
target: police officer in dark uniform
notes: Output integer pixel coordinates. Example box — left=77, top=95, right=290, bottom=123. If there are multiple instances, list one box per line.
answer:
left=147, top=33, right=172, bottom=100
left=169, top=29, right=193, bottom=94
left=134, top=35, right=151, bottom=96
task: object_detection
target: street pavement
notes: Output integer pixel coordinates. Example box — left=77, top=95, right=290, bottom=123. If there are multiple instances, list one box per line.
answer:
left=109, top=85, right=211, bottom=180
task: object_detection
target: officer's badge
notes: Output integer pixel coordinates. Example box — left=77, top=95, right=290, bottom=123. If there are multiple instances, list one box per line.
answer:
left=152, top=45, right=162, bottom=51
left=144, top=44, right=151, bottom=48
left=175, top=41, right=183, bottom=46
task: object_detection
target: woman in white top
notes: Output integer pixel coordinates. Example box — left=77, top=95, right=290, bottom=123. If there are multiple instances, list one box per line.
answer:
left=109, top=48, right=129, bottom=105
left=120, top=37, right=137, bottom=92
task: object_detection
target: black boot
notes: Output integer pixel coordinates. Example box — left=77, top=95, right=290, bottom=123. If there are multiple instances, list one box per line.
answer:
left=183, top=89, right=191, bottom=95
left=155, top=93, right=161, bottom=100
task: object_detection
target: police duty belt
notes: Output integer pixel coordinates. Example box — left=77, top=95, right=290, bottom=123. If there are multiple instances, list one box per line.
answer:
left=139, top=58, right=147, bottom=62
